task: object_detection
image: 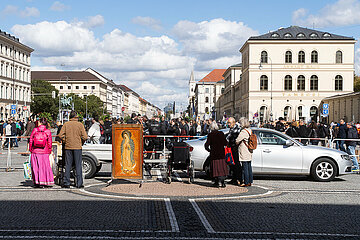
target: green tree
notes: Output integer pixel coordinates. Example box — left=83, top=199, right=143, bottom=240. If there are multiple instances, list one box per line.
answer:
left=354, top=75, right=360, bottom=92
left=68, top=93, right=105, bottom=118
left=31, top=80, right=59, bottom=118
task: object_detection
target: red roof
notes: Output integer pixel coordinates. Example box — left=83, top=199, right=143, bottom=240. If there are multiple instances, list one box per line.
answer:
left=31, top=71, right=99, bottom=81
left=199, top=69, right=226, bottom=83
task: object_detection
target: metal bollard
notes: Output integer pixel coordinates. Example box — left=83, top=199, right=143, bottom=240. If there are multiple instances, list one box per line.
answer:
left=6, top=137, right=13, bottom=172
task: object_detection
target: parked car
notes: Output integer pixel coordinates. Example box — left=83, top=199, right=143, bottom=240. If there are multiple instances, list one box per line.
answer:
left=185, top=128, right=352, bottom=182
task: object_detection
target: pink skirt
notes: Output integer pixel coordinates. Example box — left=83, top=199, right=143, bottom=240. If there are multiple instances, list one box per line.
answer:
left=31, top=153, right=54, bottom=185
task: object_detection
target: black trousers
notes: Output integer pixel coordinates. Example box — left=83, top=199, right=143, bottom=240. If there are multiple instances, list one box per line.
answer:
left=230, top=148, right=243, bottom=183
left=64, top=149, right=83, bottom=187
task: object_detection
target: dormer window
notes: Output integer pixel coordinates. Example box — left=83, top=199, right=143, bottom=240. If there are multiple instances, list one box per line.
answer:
left=323, top=33, right=331, bottom=38
left=284, top=33, right=292, bottom=38
left=297, top=33, right=305, bottom=38
left=271, top=33, right=279, bottom=38
left=310, top=33, right=319, bottom=38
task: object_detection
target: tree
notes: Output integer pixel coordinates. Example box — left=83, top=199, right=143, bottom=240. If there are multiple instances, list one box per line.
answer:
left=68, top=93, right=105, bottom=119
left=354, top=75, right=360, bottom=92
left=31, top=80, right=59, bottom=118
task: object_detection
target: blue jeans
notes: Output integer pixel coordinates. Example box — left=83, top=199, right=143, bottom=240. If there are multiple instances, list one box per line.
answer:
left=336, top=140, right=346, bottom=152
left=347, top=145, right=359, bottom=170
left=241, top=161, right=253, bottom=185
left=64, top=149, right=83, bottom=187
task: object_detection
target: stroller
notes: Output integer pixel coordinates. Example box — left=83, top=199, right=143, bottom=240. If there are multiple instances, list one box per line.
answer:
left=166, top=141, right=194, bottom=184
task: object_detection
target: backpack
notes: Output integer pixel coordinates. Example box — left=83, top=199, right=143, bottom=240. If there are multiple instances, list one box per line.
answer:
left=99, top=125, right=104, bottom=135
left=243, top=129, right=257, bottom=150
left=33, top=128, right=47, bottom=148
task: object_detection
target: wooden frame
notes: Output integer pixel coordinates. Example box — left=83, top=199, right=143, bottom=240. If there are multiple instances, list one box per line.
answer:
left=112, top=124, right=143, bottom=179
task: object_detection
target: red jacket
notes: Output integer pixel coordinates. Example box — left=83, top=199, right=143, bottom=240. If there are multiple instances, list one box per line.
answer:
left=29, top=125, right=52, bottom=154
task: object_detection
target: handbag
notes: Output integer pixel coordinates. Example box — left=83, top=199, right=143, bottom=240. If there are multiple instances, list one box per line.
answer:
left=225, top=147, right=235, bottom=165
left=23, top=155, right=32, bottom=180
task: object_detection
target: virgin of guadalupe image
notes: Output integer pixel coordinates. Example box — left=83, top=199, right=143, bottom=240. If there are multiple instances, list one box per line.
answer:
left=120, top=130, right=136, bottom=174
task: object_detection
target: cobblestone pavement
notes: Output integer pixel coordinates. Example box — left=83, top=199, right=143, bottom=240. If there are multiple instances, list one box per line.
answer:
left=1, top=141, right=360, bottom=239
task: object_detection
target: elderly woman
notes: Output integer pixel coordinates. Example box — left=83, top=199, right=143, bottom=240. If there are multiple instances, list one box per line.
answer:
left=204, top=121, right=228, bottom=188
left=236, top=117, right=253, bottom=187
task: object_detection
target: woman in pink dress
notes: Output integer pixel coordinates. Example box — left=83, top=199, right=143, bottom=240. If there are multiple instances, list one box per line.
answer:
left=29, top=117, right=54, bottom=188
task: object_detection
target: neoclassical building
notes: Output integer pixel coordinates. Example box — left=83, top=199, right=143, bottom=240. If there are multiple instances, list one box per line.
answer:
left=239, top=26, right=355, bottom=122
left=0, top=30, right=33, bottom=120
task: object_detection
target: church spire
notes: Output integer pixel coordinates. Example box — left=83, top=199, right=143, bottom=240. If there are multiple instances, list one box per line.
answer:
left=189, top=70, right=195, bottom=83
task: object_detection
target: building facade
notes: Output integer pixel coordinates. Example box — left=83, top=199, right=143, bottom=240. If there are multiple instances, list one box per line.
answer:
left=221, top=63, right=242, bottom=119
left=194, top=69, right=225, bottom=120
left=0, top=30, right=33, bottom=120
left=322, top=92, right=360, bottom=123
left=239, top=26, right=355, bottom=122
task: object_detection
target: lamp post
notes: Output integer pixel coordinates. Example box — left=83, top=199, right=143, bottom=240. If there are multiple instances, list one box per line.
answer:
left=85, top=89, right=94, bottom=120
left=59, top=76, right=69, bottom=124
left=259, top=56, right=273, bottom=122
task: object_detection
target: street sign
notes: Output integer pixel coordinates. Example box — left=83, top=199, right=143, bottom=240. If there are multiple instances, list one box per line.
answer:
left=11, top=105, right=16, bottom=110
left=323, top=103, right=329, bottom=109
left=121, top=107, right=125, bottom=112
left=322, top=109, right=329, bottom=115
left=11, top=109, right=16, bottom=115
left=23, top=106, right=28, bottom=111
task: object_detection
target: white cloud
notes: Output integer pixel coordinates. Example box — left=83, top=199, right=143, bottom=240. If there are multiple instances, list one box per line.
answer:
left=1, top=5, right=40, bottom=18
left=292, top=0, right=360, bottom=27
left=50, top=1, right=69, bottom=12
left=80, top=15, right=105, bottom=28
left=173, top=18, right=258, bottom=62
left=355, top=45, right=360, bottom=74
left=11, top=21, right=97, bottom=56
left=132, top=16, right=162, bottom=31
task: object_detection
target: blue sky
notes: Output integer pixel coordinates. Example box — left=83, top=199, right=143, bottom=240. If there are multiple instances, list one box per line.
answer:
left=1, top=0, right=360, bottom=109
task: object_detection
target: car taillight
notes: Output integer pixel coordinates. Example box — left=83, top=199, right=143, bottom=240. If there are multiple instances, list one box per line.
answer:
left=189, top=146, right=194, bottom=152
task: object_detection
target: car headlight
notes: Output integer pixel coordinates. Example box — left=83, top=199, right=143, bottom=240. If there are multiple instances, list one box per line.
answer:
left=341, top=155, right=351, bottom=161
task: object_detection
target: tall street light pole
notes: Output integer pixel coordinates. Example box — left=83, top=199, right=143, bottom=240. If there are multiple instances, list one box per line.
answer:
left=259, top=56, right=273, bottom=122
left=59, top=76, right=69, bottom=124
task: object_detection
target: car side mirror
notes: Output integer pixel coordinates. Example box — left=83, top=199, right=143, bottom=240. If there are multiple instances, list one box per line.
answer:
left=285, top=140, right=294, bottom=147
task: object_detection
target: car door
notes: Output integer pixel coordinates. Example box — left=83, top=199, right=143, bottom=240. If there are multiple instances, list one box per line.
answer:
left=257, top=130, right=303, bottom=174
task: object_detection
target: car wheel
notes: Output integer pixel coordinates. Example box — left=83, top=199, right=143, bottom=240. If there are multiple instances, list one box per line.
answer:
left=311, top=158, right=337, bottom=182
left=82, top=156, right=97, bottom=179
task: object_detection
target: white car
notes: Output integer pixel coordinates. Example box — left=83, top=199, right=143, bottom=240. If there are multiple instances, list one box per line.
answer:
left=185, top=128, right=352, bottom=182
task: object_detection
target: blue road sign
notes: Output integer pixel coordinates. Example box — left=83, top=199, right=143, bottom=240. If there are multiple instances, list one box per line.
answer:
left=322, top=109, right=329, bottom=115
left=11, top=105, right=16, bottom=110
left=11, top=109, right=16, bottom=115
left=323, top=103, right=329, bottom=109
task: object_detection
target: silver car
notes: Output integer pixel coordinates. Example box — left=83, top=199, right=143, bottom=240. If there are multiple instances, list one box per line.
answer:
left=185, top=128, right=352, bottom=182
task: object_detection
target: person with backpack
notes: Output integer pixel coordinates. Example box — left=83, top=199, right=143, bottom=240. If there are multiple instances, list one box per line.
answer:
left=236, top=117, right=255, bottom=187
left=29, top=117, right=54, bottom=188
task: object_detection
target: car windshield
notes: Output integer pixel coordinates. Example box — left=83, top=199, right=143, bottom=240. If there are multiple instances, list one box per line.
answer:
left=199, top=128, right=229, bottom=141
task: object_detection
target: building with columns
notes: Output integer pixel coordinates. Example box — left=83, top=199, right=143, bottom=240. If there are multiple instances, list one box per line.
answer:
left=0, top=30, right=33, bottom=120
left=239, top=26, right=355, bottom=122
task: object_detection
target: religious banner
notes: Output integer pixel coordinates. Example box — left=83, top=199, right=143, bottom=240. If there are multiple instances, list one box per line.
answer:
left=112, top=124, right=143, bottom=179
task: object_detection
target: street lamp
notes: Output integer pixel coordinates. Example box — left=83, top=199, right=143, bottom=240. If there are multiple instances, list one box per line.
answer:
left=59, top=76, right=69, bottom=124
left=85, top=88, right=94, bottom=120
left=259, top=57, right=273, bottom=122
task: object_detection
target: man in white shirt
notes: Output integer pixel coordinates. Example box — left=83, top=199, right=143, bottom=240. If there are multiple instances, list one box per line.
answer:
left=88, top=117, right=101, bottom=144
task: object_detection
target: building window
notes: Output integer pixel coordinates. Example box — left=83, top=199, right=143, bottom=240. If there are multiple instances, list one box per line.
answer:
left=298, top=106, right=303, bottom=119
left=298, top=51, right=305, bottom=63
left=205, top=107, right=209, bottom=113
left=76, top=86, right=79, bottom=89
left=67, top=86, right=71, bottom=90
left=284, top=106, right=291, bottom=121
left=311, top=50, right=318, bottom=63
left=285, top=51, right=292, bottom=63
left=336, top=50, right=342, bottom=63
left=60, top=86, right=63, bottom=89
left=84, top=86, right=87, bottom=90
left=261, top=51, right=268, bottom=63
left=91, top=86, right=95, bottom=90
left=284, top=75, right=292, bottom=91
left=205, top=88, right=209, bottom=93
left=297, top=75, right=305, bottom=91
left=335, top=75, right=343, bottom=91
left=310, top=106, right=318, bottom=121
left=205, top=97, right=209, bottom=103
left=260, top=75, right=268, bottom=91
left=310, top=75, right=318, bottom=91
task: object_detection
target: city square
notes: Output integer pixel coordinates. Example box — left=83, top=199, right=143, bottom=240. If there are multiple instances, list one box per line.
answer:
left=1, top=0, right=360, bottom=239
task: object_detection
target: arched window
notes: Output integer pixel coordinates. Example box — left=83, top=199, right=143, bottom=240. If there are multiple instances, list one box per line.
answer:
left=261, top=51, right=268, bottom=63
left=205, top=97, right=209, bottom=103
left=260, top=75, right=268, bottom=91
left=285, top=51, right=292, bottom=63
left=335, top=75, right=343, bottom=91
left=336, top=51, right=342, bottom=63
left=205, top=107, right=209, bottom=113
left=298, top=51, right=305, bottom=63
left=310, top=106, right=318, bottom=121
left=284, top=75, right=292, bottom=91
left=259, top=106, right=267, bottom=123
left=311, top=50, right=318, bottom=63
left=310, top=75, right=318, bottom=91
left=298, top=106, right=303, bottom=120
left=297, top=75, right=305, bottom=91
left=284, top=106, right=291, bottom=121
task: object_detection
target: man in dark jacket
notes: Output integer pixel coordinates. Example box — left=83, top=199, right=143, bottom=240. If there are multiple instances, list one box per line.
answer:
left=297, top=120, right=308, bottom=145
left=103, top=117, right=112, bottom=144
left=226, top=117, right=242, bottom=185
left=346, top=122, right=359, bottom=172
left=337, top=119, right=347, bottom=152
left=275, top=117, right=285, bottom=132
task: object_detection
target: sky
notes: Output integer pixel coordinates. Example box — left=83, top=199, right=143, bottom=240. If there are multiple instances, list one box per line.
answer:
left=1, top=0, right=360, bottom=110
